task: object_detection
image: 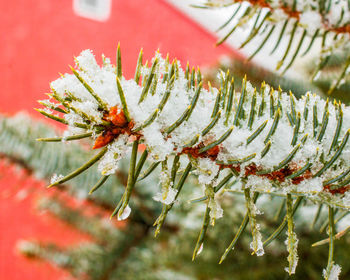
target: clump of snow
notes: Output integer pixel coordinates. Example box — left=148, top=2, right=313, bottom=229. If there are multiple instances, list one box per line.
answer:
left=208, top=196, right=224, bottom=224
left=71, top=100, right=102, bottom=123
left=323, top=263, right=341, bottom=280
left=271, top=8, right=289, bottom=21
left=197, top=158, right=219, bottom=185
left=50, top=173, right=64, bottom=184
left=142, top=125, right=174, bottom=162
left=153, top=160, right=178, bottom=205
left=296, top=177, right=323, bottom=193
left=246, top=176, right=273, bottom=193
left=98, top=135, right=130, bottom=175
left=153, top=187, right=178, bottom=205
left=299, top=11, right=322, bottom=34
left=75, top=49, right=100, bottom=72
left=64, top=112, right=84, bottom=127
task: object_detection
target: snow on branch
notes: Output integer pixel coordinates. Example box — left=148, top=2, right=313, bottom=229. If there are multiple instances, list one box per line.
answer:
left=36, top=47, right=350, bottom=278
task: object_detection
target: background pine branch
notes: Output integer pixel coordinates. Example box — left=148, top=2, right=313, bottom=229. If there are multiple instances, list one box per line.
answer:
left=197, top=0, right=350, bottom=94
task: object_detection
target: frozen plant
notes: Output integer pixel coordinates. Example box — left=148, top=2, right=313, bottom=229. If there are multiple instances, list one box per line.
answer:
left=36, top=46, right=349, bottom=279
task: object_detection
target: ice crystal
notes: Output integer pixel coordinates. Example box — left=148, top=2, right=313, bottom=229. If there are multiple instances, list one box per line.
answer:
left=97, top=135, right=129, bottom=175
left=245, top=189, right=264, bottom=256
left=284, top=230, right=299, bottom=275
left=208, top=196, right=224, bottom=224
left=197, top=158, right=219, bottom=185
left=153, top=161, right=178, bottom=205
left=50, top=173, right=64, bottom=184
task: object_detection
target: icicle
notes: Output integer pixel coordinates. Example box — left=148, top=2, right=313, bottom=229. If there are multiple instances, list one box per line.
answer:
left=50, top=173, right=64, bottom=185
left=153, top=159, right=177, bottom=205
left=244, top=186, right=264, bottom=256
left=206, top=184, right=223, bottom=226
left=284, top=194, right=299, bottom=275
left=323, top=263, right=341, bottom=280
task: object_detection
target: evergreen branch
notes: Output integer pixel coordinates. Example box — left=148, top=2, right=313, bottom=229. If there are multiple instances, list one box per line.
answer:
left=34, top=47, right=350, bottom=278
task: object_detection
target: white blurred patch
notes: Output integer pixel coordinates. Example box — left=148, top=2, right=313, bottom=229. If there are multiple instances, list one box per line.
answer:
left=73, top=0, right=111, bottom=22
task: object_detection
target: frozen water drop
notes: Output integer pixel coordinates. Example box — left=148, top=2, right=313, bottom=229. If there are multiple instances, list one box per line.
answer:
left=118, top=204, right=131, bottom=221
left=197, top=243, right=203, bottom=256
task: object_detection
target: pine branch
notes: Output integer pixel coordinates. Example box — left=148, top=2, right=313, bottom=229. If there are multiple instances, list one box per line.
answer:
left=35, top=47, right=350, bottom=278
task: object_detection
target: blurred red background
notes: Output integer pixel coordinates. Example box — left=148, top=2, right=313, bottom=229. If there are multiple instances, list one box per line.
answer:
left=0, top=0, right=237, bottom=278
